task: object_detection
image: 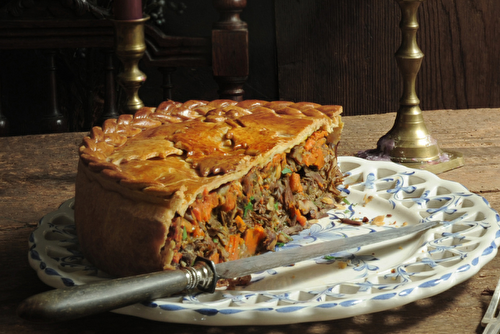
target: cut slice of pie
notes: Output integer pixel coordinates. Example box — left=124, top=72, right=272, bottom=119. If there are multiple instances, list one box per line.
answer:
left=75, top=99, right=344, bottom=277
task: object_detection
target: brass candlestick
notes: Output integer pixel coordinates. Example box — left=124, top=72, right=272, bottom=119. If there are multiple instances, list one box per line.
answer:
left=360, top=0, right=463, bottom=174
left=111, top=16, right=149, bottom=114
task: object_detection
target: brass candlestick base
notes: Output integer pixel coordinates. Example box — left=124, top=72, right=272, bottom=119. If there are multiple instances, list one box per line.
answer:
left=358, top=0, right=463, bottom=174
left=111, top=16, right=149, bottom=114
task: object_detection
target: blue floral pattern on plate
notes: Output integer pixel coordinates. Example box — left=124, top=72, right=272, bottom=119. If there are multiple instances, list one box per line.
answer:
left=27, top=157, right=500, bottom=326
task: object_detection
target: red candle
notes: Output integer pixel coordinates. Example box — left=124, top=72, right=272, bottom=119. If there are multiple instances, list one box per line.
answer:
left=113, top=0, right=143, bottom=20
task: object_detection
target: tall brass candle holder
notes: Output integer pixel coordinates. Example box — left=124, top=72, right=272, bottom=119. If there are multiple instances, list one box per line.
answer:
left=111, top=16, right=149, bottom=114
left=360, top=0, right=463, bottom=174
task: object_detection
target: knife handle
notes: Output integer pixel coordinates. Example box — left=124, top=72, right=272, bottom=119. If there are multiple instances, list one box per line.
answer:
left=17, top=258, right=216, bottom=323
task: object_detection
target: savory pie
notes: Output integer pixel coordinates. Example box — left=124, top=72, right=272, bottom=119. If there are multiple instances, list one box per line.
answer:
left=75, top=99, right=344, bottom=277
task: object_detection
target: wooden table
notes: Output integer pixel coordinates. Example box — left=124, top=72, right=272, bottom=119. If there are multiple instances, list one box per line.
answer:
left=1, top=108, right=500, bottom=333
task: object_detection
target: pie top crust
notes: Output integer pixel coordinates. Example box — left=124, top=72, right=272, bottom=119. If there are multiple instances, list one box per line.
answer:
left=78, top=99, right=343, bottom=217
left=75, top=99, right=343, bottom=276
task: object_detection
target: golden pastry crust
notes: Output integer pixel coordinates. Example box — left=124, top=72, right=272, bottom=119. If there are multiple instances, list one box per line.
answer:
left=75, top=99, right=343, bottom=277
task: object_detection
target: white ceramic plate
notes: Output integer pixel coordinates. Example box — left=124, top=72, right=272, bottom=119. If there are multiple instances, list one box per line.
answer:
left=28, top=156, right=500, bottom=326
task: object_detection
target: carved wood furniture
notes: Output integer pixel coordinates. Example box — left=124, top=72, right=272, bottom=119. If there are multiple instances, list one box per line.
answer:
left=0, top=0, right=249, bottom=136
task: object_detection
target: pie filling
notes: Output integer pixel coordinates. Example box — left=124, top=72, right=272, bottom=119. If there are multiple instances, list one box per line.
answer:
left=162, top=130, right=344, bottom=269
left=75, top=99, right=344, bottom=278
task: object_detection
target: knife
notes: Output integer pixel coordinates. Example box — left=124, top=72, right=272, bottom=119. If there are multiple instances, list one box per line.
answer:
left=17, top=220, right=438, bottom=323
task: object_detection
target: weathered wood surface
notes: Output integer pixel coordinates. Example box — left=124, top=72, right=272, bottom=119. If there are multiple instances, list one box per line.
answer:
left=1, top=108, right=500, bottom=333
left=275, top=0, right=500, bottom=116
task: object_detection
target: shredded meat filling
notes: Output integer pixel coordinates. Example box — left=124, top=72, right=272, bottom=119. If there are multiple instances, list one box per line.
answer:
left=166, top=130, right=343, bottom=269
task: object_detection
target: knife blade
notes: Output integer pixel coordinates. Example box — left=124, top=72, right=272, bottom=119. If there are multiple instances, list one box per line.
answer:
left=17, top=220, right=438, bottom=323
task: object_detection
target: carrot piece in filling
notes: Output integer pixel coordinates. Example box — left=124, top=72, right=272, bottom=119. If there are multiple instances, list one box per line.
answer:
left=221, top=189, right=237, bottom=212
left=289, top=172, right=304, bottom=193
left=244, top=225, right=266, bottom=255
left=191, top=189, right=219, bottom=222
left=221, top=182, right=241, bottom=212
left=234, top=215, right=247, bottom=233
left=304, top=130, right=328, bottom=151
left=192, top=224, right=205, bottom=238
left=172, top=253, right=183, bottom=264
left=302, top=146, right=325, bottom=169
left=225, top=234, right=242, bottom=261
left=304, top=138, right=316, bottom=151
left=293, top=208, right=308, bottom=227
left=300, top=131, right=329, bottom=169
left=209, top=251, right=220, bottom=264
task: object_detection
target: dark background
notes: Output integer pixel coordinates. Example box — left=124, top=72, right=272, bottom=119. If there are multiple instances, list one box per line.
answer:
left=1, top=0, right=499, bottom=135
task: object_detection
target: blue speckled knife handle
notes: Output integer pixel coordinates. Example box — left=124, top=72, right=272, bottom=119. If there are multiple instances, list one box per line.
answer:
left=17, top=259, right=216, bottom=323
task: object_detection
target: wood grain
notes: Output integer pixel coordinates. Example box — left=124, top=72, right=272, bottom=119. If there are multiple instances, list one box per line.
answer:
left=1, top=109, right=500, bottom=333
left=275, top=0, right=500, bottom=116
